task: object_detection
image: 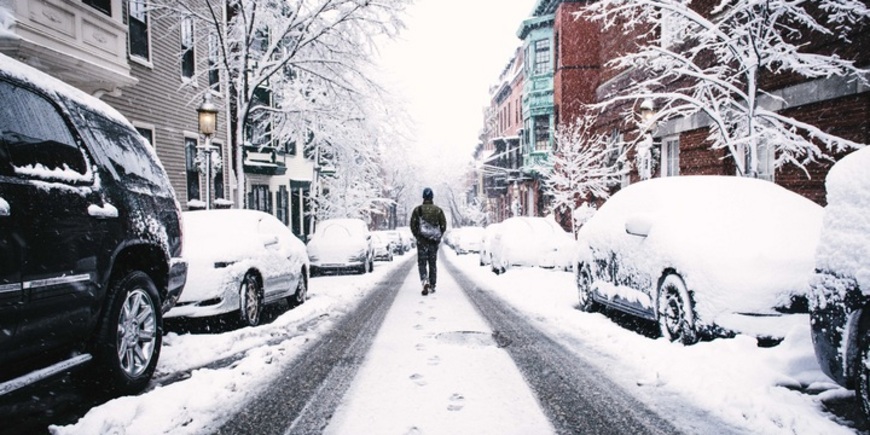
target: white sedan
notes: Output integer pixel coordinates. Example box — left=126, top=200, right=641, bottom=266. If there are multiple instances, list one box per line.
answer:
left=166, top=209, right=309, bottom=327
left=575, top=176, right=822, bottom=344
left=490, top=217, right=575, bottom=274
left=307, top=218, right=374, bottom=275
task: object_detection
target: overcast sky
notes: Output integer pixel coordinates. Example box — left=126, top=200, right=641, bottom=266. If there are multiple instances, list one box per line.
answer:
left=375, top=0, right=538, bottom=164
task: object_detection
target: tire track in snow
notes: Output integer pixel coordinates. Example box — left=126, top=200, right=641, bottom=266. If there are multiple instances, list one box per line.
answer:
left=215, top=257, right=415, bottom=435
left=443, top=257, right=684, bottom=435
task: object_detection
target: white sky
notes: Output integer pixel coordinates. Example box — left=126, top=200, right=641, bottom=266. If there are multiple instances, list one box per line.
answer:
left=375, top=0, right=538, bottom=162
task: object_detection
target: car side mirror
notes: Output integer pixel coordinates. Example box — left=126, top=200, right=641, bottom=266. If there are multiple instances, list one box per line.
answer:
left=625, top=215, right=653, bottom=238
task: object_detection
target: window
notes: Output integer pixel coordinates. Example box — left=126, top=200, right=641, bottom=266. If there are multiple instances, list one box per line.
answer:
left=136, top=127, right=154, bottom=148
left=208, top=32, right=221, bottom=90
left=83, top=0, right=111, bottom=16
left=0, top=80, right=86, bottom=178
left=185, top=138, right=200, bottom=201
left=245, top=86, right=273, bottom=146
left=740, top=142, right=775, bottom=181
left=756, top=142, right=775, bottom=181
left=662, top=136, right=680, bottom=177
left=129, top=0, right=150, bottom=61
left=212, top=143, right=224, bottom=199
left=249, top=185, right=272, bottom=213
left=181, top=16, right=195, bottom=79
left=534, top=39, right=551, bottom=74
left=607, top=130, right=630, bottom=188
left=69, top=101, right=171, bottom=193
left=534, top=116, right=549, bottom=151
left=277, top=185, right=288, bottom=225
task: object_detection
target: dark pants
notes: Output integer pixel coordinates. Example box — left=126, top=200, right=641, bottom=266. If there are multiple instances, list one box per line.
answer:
left=417, top=242, right=439, bottom=288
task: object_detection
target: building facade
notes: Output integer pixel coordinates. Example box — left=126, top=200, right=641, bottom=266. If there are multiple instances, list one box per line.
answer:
left=475, top=47, right=525, bottom=224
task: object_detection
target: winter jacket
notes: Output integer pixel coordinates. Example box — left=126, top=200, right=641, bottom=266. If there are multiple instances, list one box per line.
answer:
left=410, top=200, right=447, bottom=245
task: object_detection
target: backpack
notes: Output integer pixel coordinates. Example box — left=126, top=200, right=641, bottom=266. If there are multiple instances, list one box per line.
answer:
left=418, top=216, right=442, bottom=242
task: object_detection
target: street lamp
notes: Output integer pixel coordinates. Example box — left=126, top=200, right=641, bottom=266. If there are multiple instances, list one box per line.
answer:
left=639, top=98, right=656, bottom=123
left=197, top=93, right=219, bottom=209
left=637, top=99, right=657, bottom=180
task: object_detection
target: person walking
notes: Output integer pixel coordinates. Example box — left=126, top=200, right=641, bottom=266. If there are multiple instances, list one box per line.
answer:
left=410, top=187, right=447, bottom=296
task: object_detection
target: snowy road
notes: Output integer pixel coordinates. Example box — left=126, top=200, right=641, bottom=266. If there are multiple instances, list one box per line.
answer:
left=7, top=248, right=868, bottom=434
left=216, top=252, right=701, bottom=434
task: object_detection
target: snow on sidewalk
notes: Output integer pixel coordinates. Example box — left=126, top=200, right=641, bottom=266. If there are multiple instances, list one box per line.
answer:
left=323, top=262, right=556, bottom=435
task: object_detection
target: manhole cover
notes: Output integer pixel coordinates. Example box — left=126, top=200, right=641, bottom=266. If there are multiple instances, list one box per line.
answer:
left=434, top=331, right=510, bottom=348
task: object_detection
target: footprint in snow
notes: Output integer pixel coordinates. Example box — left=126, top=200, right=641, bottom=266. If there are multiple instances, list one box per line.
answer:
left=414, top=324, right=424, bottom=330
left=410, top=373, right=427, bottom=386
left=415, top=343, right=426, bottom=351
left=447, top=393, right=465, bottom=411
left=404, top=427, right=422, bottom=435
left=427, top=355, right=440, bottom=366
left=428, top=316, right=436, bottom=322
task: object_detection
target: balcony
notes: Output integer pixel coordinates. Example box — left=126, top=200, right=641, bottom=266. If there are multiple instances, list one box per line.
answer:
left=0, top=0, right=136, bottom=95
left=243, top=145, right=288, bottom=176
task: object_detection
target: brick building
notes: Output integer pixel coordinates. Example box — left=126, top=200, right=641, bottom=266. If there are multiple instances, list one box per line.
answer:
left=475, top=47, right=525, bottom=224
left=592, top=0, right=870, bottom=206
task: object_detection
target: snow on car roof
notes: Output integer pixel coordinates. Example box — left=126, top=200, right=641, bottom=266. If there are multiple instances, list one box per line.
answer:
left=0, top=53, right=133, bottom=128
left=317, top=218, right=369, bottom=234
left=182, top=210, right=272, bottom=258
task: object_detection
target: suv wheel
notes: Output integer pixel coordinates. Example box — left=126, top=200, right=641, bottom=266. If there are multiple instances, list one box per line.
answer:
left=92, top=271, right=161, bottom=394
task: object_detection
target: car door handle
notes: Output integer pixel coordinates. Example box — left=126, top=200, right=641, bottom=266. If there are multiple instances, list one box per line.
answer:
left=88, top=203, right=119, bottom=219
left=0, top=197, right=9, bottom=217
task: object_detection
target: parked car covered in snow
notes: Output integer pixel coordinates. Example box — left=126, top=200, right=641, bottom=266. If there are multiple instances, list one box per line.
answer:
left=809, top=147, right=870, bottom=417
left=371, top=231, right=395, bottom=261
left=448, top=226, right=485, bottom=255
left=166, top=210, right=309, bottom=327
left=307, top=218, right=374, bottom=275
left=479, top=223, right=502, bottom=266
left=575, top=176, right=822, bottom=344
left=490, top=217, right=575, bottom=274
left=383, top=230, right=406, bottom=255
left=396, top=226, right=415, bottom=250
left=0, top=53, right=187, bottom=395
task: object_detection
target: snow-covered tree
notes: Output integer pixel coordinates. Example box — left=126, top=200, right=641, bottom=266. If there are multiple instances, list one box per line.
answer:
left=313, top=131, right=388, bottom=223
left=577, top=0, right=870, bottom=177
left=156, top=0, right=408, bottom=208
left=539, top=114, right=628, bottom=236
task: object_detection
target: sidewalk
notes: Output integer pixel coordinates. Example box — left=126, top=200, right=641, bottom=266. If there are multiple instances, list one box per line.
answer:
left=323, top=256, right=555, bottom=435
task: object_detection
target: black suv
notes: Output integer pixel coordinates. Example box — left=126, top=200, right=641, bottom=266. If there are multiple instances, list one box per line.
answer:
left=0, top=54, right=186, bottom=395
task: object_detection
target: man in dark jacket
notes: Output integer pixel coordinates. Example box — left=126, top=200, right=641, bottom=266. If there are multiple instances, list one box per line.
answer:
left=410, top=187, right=447, bottom=296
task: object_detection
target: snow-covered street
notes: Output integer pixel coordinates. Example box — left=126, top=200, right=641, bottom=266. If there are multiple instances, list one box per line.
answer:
left=324, top=256, right=554, bottom=435
left=17, top=247, right=861, bottom=434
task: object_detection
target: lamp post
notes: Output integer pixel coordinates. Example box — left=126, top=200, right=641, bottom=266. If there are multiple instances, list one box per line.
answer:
left=637, top=98, right=657, bottom=180
left=197, top=93, right=219, bottom=209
